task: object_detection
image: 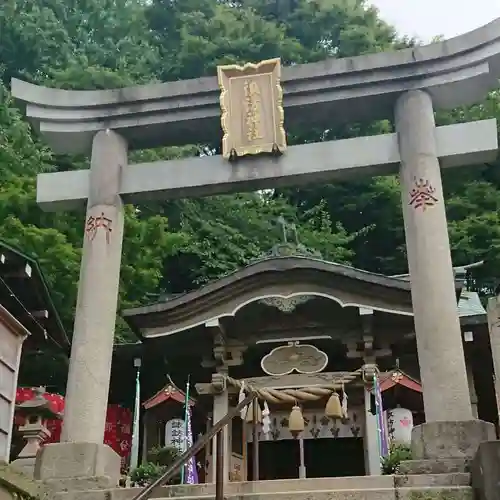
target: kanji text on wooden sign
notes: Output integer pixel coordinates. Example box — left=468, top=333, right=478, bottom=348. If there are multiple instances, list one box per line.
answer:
left=217, top=58, right=287, bottom=160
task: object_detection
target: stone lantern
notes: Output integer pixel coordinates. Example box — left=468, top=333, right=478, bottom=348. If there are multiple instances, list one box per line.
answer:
left=11, top=387, right=62, bottom=476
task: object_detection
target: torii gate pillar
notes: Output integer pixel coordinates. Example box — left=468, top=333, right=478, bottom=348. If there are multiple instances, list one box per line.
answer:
left=396, top=90, right=494, bottom=471
left=34, top=130, right=125, bottom=487
left=397, top=90, right=472, bottom=423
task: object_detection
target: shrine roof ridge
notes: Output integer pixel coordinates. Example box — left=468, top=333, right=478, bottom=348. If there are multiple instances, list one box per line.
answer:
left=11, top=17, right=500, bottom=154
left=122, top=255, right=457, bottom=319
left=0, top=239, right=69, bottom=351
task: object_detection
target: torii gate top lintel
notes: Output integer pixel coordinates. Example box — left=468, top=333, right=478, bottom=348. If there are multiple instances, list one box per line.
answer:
left=11, top=16, right=500, bottom=155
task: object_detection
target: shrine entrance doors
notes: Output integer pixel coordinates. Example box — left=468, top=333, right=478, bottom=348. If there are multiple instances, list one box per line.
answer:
left=247, top=437, right=365, bottom=480
left=304, top=437, right=365, bottom=477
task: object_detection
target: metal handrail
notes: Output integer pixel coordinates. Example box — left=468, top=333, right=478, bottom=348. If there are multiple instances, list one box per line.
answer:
left=131, top=391, right=257, bottom=500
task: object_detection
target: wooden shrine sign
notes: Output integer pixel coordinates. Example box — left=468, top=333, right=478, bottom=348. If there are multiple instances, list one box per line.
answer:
left=217, top=58, right=287, bottom=160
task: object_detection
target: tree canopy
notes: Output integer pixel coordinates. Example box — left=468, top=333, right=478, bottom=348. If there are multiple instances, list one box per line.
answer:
left=1, top=0, right=499, bottom=391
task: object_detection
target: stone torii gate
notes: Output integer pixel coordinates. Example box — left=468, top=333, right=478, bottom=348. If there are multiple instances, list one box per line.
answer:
left=12, top=19, right=500, bottom=485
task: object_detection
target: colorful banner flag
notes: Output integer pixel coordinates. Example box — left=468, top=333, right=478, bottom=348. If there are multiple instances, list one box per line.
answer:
left=373, top=374, right=389, bottom=459
left=184, top=406, right=198, bottom=484
left=181, top=377, right=198, bottom=485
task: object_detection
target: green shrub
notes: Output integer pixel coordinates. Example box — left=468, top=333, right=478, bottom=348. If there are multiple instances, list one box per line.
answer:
left=381, top=443, right=413, bottom=474
left=130, top=462, right=166, bottom=486
left=130, top=446, right=181, bottom=486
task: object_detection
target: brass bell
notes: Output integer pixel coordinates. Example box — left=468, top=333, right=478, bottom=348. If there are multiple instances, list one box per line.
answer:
left=288, top=404, right=305, bottom=437
left=325, top=392, right=343, bottom=419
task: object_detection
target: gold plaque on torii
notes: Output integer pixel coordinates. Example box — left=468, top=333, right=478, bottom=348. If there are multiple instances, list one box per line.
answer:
left=217, top=58, right=287, bottom=160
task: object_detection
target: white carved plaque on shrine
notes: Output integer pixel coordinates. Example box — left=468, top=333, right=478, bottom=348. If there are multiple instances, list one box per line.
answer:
left=0, top=309, right=28, bottom=462
left=261, top=342, right=328, bottom=376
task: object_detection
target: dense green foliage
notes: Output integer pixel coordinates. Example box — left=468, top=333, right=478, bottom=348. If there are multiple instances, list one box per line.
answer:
left=1, top=0, right=499, bottom=368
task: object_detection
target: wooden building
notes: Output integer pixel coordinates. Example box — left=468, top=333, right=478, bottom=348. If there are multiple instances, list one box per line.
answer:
left=118, top=247, right=496, bottom=480
left=0, top=239, right=69, bottom=460
left=0, top=239, right=68, bottom=354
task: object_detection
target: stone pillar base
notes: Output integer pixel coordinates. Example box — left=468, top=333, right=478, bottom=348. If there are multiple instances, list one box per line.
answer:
left=399, top=458, right=470, bottom=475
left=34, top=442, right=121, bottom=491
left=10, top=457, right=36, bottom=478
left=471, top=440, right=500, bottom=500
left=400, top=420, right=495, bottom=475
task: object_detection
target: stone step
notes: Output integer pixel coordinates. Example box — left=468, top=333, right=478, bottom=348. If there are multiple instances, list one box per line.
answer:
left=394, top=473, right=470, bottom=488
left=396, top=487, right=473, bottom=500
left=53, top=476, right=472, bottom=500
left=109, top=486, right=472, bottom=500
left=159, top=476, right=394, bottom=496
left=53, top=478, right=392, bottom=500
left=159, top=487, right=473, bottom=500
left=155, top=474, right=470, bottom=497
left=158, top=490, right=398, bottom=500
left=399, top=459, right=469, bottom=475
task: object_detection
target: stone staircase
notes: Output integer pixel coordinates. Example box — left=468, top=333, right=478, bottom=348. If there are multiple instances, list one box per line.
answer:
left=52, top=474, right=474, bottom=500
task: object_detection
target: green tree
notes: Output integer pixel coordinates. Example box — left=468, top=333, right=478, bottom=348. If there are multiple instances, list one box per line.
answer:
left=0, top=0, right=160, bottom=87
left=159, top=193, right=354, bottom=292
left=146, top=0, right=305, bottom=81
left=245, top=0, right=410, bottom=58
left=0, top=83, right=185, bottom=341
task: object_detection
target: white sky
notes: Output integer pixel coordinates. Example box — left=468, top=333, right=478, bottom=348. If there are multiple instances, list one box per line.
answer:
left=369, top=0, right=500, bottom=42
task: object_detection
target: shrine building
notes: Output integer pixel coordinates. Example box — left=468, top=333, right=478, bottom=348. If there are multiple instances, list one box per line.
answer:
left=0, top=239, right=68, bottom=463
left=117, top=245, right=496, bottom=481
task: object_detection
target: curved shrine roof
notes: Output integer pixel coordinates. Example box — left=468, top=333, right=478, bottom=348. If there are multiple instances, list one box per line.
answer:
left=122, top=256, right=464, bottom=338
left=0, top=239, right=68, bottom=351
left=379, top=370, right=422, bottom=393
left=143, top=382, right=195, bottom=410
